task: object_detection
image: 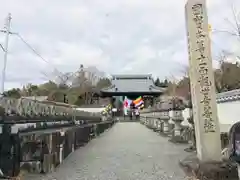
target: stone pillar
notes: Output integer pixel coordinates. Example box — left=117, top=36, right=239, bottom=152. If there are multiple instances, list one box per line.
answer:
left=154, top=113, right=158, bottom=129
left=0, top=124, right=21, bottom=177
left=59, top=131, right=65, bottom=164
left=48, top=133, right=54, bottom=172
left=43, top=154, right=52, bottom=173
left=48, top=134, right=52, bottom=154
left=152, top=118, right=155, bottom=129
left=71, top=132, right=75, bottom=153
left=185, top=0, right=221, bottom=162
left=93, top=124, right=98, bottom=137
left=168, top=113, right=175, bottom=137
left=180, top=0, right=239, bottom=179
left=158, top=112, right=164, bottom=132
left=156, top=117, right=161, bottom=132
left=145, top=117, right=149, bottom=127
left=154, top=113, right=159, bottom=131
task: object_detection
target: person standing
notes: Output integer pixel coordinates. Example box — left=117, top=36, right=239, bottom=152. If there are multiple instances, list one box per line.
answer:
left=129, top=102, right=135, bottom=120
left=135, top=108, right=140, bottom=120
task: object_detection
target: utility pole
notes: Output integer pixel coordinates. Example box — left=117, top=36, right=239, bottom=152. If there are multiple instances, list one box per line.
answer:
left=0, top=13, right=12, bottom=95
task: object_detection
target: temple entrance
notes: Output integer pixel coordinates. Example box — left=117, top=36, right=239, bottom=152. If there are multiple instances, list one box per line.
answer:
left=125, top=95, right=140, bottom=100
left=99, top=75, right=165, bottom=121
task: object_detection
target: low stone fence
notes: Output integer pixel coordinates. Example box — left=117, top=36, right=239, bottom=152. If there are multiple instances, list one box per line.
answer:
left=0, top=97, right=101, bottom=119
left=140, top=108, right=231, bottom=157
left=0, top=119, right=116, bottom=179
left=0, top=97, right=116, bottom=179
left=140, top=109, right=192, bottom=144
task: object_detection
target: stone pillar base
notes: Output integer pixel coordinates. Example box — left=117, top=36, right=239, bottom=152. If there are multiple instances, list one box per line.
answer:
left=179, top=155, right=238, bottom=180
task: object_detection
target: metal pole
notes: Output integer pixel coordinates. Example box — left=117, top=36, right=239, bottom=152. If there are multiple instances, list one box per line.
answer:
left=1, top=13, right=11, bottom=94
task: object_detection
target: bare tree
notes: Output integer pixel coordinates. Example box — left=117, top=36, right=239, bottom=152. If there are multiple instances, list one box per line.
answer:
left=71, top=65, right=106, bottom=87
left=212, top=3, right=240, bottom=60
left=213, top=3, right=240, bottom=38
left=178, top=64, right=189, bottom=78
left=54, top=72, right=75, bottom=88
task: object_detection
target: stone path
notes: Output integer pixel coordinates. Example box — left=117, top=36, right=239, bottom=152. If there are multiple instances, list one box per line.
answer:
left=25, top=122, right=189, bottom=180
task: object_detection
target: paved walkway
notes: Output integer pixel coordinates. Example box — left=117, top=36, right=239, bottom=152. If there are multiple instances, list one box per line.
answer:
left=25, top=123, right=189, bottom=180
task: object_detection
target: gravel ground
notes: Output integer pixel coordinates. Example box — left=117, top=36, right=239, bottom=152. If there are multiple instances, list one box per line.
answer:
left=24, top=122, right=189, bottom=180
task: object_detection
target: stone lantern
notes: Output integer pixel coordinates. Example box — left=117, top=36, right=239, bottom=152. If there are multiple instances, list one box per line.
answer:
left=159, top=107, right=170, bottom=135
left=170, top=98, right=185, bottom=142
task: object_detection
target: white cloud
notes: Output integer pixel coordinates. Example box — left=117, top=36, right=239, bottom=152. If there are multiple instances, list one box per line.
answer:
left=0, top=0, right=239, bottom=90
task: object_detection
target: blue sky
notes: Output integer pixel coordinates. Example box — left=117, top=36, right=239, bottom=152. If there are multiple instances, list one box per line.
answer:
left=0, top=0, right=239, bottom=90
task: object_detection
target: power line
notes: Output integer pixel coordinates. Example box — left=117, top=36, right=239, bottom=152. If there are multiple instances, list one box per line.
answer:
left=0, top=15, right=105, bottom=89
left=0, top=14, right=69, bottom=88
left=15, top=34, right=95, bottom=87
left=15, top=33, right=62, bottom=72
left=0, top=44, right=5, bottom=52
left=14, top=33, right=73, bottom=84
left=16, top=34, right=51, bottom=65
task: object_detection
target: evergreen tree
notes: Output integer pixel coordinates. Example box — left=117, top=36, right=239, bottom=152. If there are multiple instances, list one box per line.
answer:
left=154, top=78, right=161, bottom=87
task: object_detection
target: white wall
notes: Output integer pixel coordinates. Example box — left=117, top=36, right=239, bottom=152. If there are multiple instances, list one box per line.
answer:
left=217, top=101, right=240, bottom=125
left=75, top=108, right=105, bottom=113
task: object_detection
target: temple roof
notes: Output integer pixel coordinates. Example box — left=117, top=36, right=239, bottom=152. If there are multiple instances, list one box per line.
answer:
left=111, top=74, right=152, bottom=79
left=101, top=74, right=165, bottom=96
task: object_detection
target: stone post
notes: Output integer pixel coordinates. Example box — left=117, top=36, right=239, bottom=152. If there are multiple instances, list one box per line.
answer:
left=151, top=112, right=155, bottom=130
left=168, top=111, right=175, bottom=137
left=145, top=116, right=149, bottom=127
left=156, top=113, right=162, bottom=132
left=0, top=124, right=20, bottom=177
left=154, top=114, right=160, bottom=131
left=59, top=131, right=65, bottom=164
left=186, top=0, right=221, bottom=161
left=71, top=132, right=75, bottom=153
left=180, top=0, right=239, bottom=179
left=153, top=112, right=158, bottom=131
left=158, top=111, right=164, bottom=132
left=143, top=116, right=146, bottom=126
left=93, top=124, right=98, bottom=137
left=154, top=117, right=157, bottom=129
left=151, top=113, right=156, bottom=130
left=48, top=134, right=52, bottom=154
left=47, top=133, right=54, bottom=172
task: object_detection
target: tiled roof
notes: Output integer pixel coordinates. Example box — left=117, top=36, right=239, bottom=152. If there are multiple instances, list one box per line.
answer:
left=101, top=74, right=165, bottom=93
left=112, top=74, right=152, bottom=79
left=216, top=89, right=240, bottom=103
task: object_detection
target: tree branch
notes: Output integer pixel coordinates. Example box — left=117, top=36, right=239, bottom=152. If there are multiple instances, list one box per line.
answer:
left=231, top=4, right=240, bottom=37
left=212, top=29, right=239, bottom=37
